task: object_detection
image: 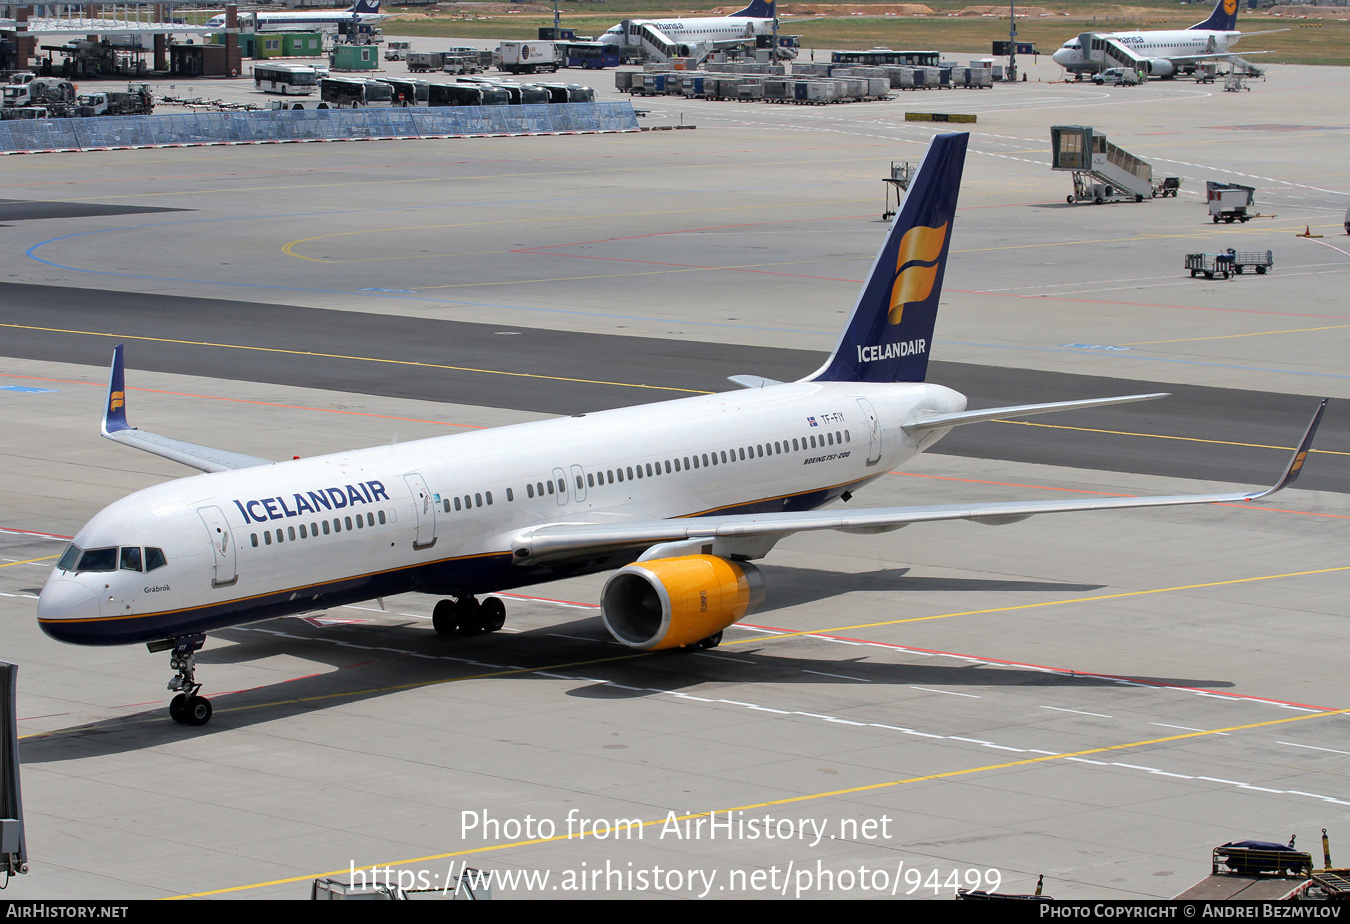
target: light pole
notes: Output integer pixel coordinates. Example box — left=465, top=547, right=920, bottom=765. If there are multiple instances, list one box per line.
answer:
left=1008, top=0, right=1017, bottom=81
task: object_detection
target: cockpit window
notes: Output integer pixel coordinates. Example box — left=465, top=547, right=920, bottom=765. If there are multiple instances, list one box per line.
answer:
left=145, top=547, right=167, bottom=572
left=76, top=547, right=118, bottom=572
left=119, top=547, right=142, bottom=572
left=57, top=545, right=81, bottom=571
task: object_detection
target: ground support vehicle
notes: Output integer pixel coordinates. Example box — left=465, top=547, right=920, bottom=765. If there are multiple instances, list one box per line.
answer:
left=1185, top=249, right=1270, bottom=279
left=75, top=84, right=153, bottom=116
left=1186, top=252, right=1235, bottom=279
left=1154, top=176, right=1181, bottom=198
left=2, top=76, right=74, bottom=110
left=1051, top=125, right=1154, bottom=204
left=497, top=42, right=560, bottom=75
left=1208, top=181, right=1255, bottom=223
left=1227, top=249, right=1273, bottom=274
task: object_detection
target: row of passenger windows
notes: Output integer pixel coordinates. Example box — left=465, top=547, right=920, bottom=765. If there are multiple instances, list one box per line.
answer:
left=435, top=429, right=853, bottom=513
left=57, top=545, right=168, bottom=573
left=250, top=509, right=390, bottom=548
left=577, top=430, right=852, bottom=490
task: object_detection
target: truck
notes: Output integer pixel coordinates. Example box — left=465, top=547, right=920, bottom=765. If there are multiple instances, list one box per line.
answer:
left=384, top=41, right=411, bottom=62
left=497, top=41, right=560, bottom=75
left=74, top=84, right=154, bottom=117
left=1, top=77, right=75, bottom=111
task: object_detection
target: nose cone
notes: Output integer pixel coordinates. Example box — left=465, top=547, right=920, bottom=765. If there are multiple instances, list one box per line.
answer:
left=37, top=578, right=100, bottom=642
left=1052, top=48, right=1073, bottom=67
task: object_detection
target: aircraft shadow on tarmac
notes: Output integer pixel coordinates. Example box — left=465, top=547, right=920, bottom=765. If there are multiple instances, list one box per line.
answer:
left=20, top=569, right=1236, bottom=763
left=753, top=564, right=1103, bottom=611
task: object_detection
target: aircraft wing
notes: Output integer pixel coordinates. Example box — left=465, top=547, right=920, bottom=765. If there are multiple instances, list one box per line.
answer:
left=511, top=400, right=1325, bottom=564
left=100, top=344, right=274, bottom=473
left=1171, top=50, right=1272, bottom=63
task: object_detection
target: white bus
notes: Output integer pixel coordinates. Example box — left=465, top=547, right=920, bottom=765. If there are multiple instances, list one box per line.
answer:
left=253, top=64, right=320, bottom=96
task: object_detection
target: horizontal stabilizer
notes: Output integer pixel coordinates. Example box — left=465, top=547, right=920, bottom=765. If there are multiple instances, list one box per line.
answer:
left=901, top=393, right=1167, bottom=435
left=727, top=375, right=784, bottom=390
left=101, top=344, right=273, bottom=474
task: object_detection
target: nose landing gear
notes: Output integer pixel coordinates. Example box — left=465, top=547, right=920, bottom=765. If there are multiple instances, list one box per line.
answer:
left=432, top=595, right=507, bottom=636
left=153, top=634, right=212, bottom=726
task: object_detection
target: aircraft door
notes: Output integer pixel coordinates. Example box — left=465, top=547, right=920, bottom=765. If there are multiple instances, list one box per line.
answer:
left=552, top=467, right=568, bottom=506
left=198, top=505, right=238, bottom=588
left=403, top=473, right=437, bottom=550
left=856, top=398, right=882, bottom=465
left=570, top=464, right=587, bottom=504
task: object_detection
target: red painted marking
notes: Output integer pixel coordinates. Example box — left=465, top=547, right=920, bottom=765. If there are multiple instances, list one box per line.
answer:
left=737, top=622, right=1334, bottom=711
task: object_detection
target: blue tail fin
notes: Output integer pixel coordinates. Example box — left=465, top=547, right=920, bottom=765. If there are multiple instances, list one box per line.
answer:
left=731, top=0, right=774, bottom=17
left=1190, top=0, right=1238, bottom=31
left=102, top=344, right=131, bottom=436
left=350, top=0, right=381, bottom=13
left=809, top=132, right=967, bottom=385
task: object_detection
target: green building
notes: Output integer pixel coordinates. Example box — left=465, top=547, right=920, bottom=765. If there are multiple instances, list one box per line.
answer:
left=215, top=32, right=323, bottom=60
left=330, top=43, right=379, bottom=71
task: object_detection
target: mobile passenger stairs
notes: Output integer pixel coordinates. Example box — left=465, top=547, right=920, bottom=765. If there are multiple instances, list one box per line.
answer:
left=616, top=21, right=712, bottom=66
left=1223, top=56, right=1265, bottom=92
left=1071, top=32, right=1154, bottom=81
left=1051, top=125, right=1176, bottom=204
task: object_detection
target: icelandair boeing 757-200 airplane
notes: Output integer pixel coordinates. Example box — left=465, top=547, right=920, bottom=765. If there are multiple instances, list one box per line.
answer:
left=37, top=133, right=1326, bottom=727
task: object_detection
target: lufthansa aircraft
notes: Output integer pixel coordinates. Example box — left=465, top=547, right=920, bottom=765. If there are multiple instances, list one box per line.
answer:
left=1051, top=0, right=1271, bottom=78
left=204, top=0, right=385, bottom=33
left=36, top=133, right=1325, bottom=727
left=600, top=0, right=777, bottom=48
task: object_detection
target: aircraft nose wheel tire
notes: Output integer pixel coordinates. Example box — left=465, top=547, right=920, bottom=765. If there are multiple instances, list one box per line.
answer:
left=169, top=693, right=212, bottom=726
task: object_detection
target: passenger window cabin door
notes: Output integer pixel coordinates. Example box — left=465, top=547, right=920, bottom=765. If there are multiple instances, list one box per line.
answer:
left=552, top=467, right=568, bottom=506
left=403, top=472, right=437, bottom=550
left=856, top=398, right=883, bottom=465
left=198, top=505, right=238, bottom=588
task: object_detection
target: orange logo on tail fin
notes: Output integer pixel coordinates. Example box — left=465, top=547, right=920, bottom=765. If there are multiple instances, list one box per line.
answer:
left=110, top=390, right=124, bottom=411
left=888, top=222, right=948, bottom=325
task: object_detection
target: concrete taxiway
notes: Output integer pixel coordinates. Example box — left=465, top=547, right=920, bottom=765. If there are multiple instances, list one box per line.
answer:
left=0, top=55, right=1348, bottom=899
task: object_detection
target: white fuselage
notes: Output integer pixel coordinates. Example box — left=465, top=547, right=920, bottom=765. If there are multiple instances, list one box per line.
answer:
left=205, top=10, right=385, bottom=32
left=37, top=381, right=965, bottom=647
left=602, top=16, right=775, bottom=47
left=1052, top=29, right=1239, bottom=74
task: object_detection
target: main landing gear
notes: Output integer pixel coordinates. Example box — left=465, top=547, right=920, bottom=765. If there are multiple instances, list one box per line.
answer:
left=159, top=634, right=212, bottom=726
left=432, top=595, right=507, bottom=637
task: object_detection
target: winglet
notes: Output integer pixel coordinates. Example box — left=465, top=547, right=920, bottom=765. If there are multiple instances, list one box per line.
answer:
left=1253, top=399, right=1327, bottom=498
left=102, top=344, right=131, bottom=436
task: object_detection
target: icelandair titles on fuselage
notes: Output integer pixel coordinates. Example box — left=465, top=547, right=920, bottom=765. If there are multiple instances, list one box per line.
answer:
left=234, top=480, right=391, bottom=524
left=857, top=340, right=927, bottom=364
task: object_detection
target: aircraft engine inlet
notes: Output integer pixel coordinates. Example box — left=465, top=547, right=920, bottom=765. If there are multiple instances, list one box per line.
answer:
left=1148, top=58, right=1175, bottom=78
left=600, top=555, right=765, bottom=650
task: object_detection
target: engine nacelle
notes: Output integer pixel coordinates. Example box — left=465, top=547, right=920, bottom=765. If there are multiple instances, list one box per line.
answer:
left=1148, top=58, right=1175, bottom=78
left=600, top=555, right=766, bottom=650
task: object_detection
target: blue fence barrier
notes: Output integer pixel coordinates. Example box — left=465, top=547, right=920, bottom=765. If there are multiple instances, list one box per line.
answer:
left=0, top=102, right=639, bottom=154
